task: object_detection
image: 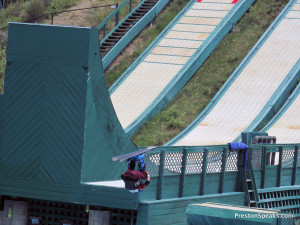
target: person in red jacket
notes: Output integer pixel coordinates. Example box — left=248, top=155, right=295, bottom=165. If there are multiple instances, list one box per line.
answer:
left=121, top=154, right=150, bottom=193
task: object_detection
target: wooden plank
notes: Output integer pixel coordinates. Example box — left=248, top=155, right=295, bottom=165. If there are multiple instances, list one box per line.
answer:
left=261, top=146, right=266, bottom=189
left=157, top=150, right=165, bottom=200
left=219, top=148, right=228, bottom=194
left=292, top=145, right=298, bottom=185
left=179, top=148, right=188, bottom=197
left=88, top=210, right=110, bottom=225
left=277, top=146, right=283, bottom=187
left=0, top=200, right=28, bottom=225
left=200, top=148, right=208, bottom=195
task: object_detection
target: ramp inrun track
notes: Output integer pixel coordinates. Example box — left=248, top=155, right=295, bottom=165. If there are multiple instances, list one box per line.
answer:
left=168, top=0, right=300, bottom=146
left=109, top=0, right=254, bottom=136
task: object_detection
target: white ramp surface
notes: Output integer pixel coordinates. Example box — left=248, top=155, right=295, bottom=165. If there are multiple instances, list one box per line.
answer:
left=173, top=1, right=300, bottom=146
left=111, top=0, right=235, bottom=130
left=266, top=88, right=300, bottom=144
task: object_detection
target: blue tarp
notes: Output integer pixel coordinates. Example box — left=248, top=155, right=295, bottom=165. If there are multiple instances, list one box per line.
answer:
left=228, top=142, right=249, bottom=171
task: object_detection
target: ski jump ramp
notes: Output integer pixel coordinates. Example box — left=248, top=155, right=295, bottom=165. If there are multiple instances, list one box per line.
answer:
left=109, top=0, right=254, bottom=136
left=168, top=0, right=300, bottom=146
left=261, top=78, right=300, bottom=144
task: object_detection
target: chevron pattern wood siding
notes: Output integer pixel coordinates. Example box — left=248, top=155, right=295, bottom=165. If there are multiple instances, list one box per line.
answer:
left=0, top=62, right=87, bottom=185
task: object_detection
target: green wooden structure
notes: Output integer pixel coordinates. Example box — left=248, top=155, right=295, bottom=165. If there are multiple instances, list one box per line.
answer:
left=186, top=203, right=293, bottom=225
left=0, top=23, right=299, bottom=225
left=0, top=22, right=139, bottom=211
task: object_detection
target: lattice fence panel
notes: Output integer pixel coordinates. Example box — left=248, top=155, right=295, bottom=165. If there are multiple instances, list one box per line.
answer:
left=164, top=152, right=183, bottom=175
left=282, top=149, right=295, bottom=168
left=28, top=199, right=137, bottom=225
left=28, top=199, right=88, bottom=225
left=225, top=150, right=238, bottom=171
left=145, top=153, right=160, bottom=176
left=206, top=151, right=223, bottom=173
left=251, top=149, right=262, bottom=170
left=186, top=152, right=204, bottom=174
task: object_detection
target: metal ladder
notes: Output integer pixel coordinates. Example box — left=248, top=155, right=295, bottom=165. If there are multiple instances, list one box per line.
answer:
left=244, top=168, right=259, bottom=208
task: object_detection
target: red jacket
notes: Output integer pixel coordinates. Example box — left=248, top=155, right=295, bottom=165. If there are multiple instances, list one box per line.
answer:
left=121, top=169, right=149, bottom=191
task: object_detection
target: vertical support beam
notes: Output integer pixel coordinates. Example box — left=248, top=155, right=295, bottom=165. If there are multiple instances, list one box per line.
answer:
left=88, top=210, right=110, bottom=225
left=277, top=146, right=283, bottom=187
left=219, top=148, right=228, bottom=194
left=103, top=24, right=106, bottom=39
left=261, top=146, right=267, bottom=189
left=248, top=147, right=253, bottom=170
left=292, top=145, right=298, bottom=185
left=129, top=0, right=132, bottom=12
left=179, top=148, right=188, bottom=197
left=157, top=150, right=165, bottom=200
left=0, top=200, right=28, bottom=225
left=200, top=148, right=208, bottom=196
left=115, top=10, right=119, bottom=26
left=236, top=148, right=245, bottom=192
left=51, top=13, right=54, bottom=25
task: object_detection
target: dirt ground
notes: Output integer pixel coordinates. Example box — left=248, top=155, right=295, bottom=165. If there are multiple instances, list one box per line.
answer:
left=48, top=0, right=100, bottom=27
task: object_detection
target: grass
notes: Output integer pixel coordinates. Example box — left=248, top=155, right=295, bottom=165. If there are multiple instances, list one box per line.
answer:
left=0, top=0, right=290, bottom=145
left=124, top=0, right=289, bottom=146
left=104, top=0, right=189, bottom=87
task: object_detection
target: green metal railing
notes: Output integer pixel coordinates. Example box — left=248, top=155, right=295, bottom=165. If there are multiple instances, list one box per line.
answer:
left=97, top=0, right=139, bottom=39
left=249, top=144, right=300, bottom=189
left=144, top=145, right=240, bottom=200
left=144, top=143, right=300, bottom=200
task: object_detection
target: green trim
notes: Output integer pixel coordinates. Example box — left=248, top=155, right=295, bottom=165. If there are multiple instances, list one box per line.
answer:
left=167, top=0, right=297, bottom=145
left=261, top=80, right=300, bottom=133
left=257, top=185, right=300, bottom=193
left=0, top=179, right=138, bottom=210
left=102, top=0, right=170, bottom=69
left=244, top=59, right=300, bottom=135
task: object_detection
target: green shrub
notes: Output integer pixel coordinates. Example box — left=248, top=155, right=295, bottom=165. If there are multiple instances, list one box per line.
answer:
left=162, top=109, right=184, bottom=129
left=0, top=1, right=25, bottom=28
left=47, top=0, right=80, bottom=12
left=21, top=0, right=46, bottom=22
left=0, top=31, right=7, bottom=46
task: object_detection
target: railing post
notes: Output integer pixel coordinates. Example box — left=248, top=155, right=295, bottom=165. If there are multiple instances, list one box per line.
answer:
left=51, top=13, right=54, bottom=25
left=200, top=148, right=208, bottom=196
left=157, top=150, right=165, bottom=200
left=219, top=147, right=228, bottom=194
left=292, top=145, right=298, bottom=185
left=103, top=24, right=106, bottom=39
left=247, top=147, right=253, bottom=170
left=115, top=3, right=119, bottom=26
left=179, top=148, right=188, bottom=197
left=129, top=0, right=132, bottom=13
left=261, top=146, right=266, bottom=189
left=277, top=146, right=283, bottom=187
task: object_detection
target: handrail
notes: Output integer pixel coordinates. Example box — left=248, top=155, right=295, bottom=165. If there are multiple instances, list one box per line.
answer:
left=100, top=0, right=145, bottom=45
left=97, top=0, right=137, bottom=39
left=145, top=143, right=300, bottom=199
left=97, top=0, right=129, bottom=31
